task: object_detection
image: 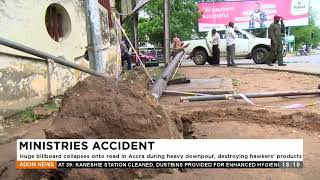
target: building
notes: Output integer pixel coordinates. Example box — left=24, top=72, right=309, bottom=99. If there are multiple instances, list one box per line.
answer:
left=0, top=0, right=126, bottom=117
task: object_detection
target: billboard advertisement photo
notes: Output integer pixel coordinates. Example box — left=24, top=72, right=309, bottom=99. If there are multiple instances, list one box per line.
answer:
left=198, top=0, right=310, bottom=32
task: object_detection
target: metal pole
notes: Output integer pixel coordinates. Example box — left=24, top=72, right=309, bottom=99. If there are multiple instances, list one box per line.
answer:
left=150, top=51, right=184, bottom=100
left=0, top=37, right=107, bottom=78
left=163, top=0, right=170, bottom=65
left=181, top=90, right=320, bottom=102
left=85, top=0, right=106, bottom=73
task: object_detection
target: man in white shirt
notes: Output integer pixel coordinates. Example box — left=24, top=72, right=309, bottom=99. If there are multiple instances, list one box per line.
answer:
left=225, top=22, right=237, bottom=66
left=211, top=28, right=221, bottom=65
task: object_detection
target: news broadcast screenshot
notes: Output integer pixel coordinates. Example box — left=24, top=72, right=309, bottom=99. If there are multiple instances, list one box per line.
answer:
left=0, top=0, right=318, bottom=179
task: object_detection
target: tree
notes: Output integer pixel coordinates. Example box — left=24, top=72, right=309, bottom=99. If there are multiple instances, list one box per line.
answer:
left=138, top=0, right=200, bottom=46
left=292, top=10, right=320, bottom=48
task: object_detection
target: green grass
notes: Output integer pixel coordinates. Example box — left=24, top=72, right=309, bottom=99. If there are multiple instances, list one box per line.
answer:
left=19, top=101, right=59, bottom=123
left=232, top=79, right=241, bottom=87
left=149, top=67, right=185, bottom=80
left=44, top=101, right=59, bottom=110
left=150, top=68, right=164, bottom=79
left=20, top=107, right=40, bottom=123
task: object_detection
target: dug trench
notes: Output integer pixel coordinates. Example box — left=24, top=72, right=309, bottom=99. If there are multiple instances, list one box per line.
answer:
left=149, top=107, right=320, bottom=180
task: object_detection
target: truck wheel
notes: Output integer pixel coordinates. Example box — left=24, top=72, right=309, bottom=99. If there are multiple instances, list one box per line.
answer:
left=193, top=50, right=207, bottom=65
left=252, top=48, right=269, bottom=64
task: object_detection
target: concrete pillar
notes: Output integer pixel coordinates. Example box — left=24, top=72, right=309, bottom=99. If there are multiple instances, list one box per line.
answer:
left=85, top=0, right=106, bottom=73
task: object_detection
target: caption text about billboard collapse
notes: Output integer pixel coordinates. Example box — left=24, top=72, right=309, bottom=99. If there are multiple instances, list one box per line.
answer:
left=16, top=139, right=303, bottom=169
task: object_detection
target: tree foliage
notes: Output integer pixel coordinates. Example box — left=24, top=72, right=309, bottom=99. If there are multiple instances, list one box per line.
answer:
left=292, top=9, right=320, bottom=48
left=138, top=0, right=200, bottom=46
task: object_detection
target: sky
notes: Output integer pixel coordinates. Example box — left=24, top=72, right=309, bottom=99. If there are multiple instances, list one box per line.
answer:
left=311, top=0, right=320, bottom=12
left=311, top=0, right=320, bottom=25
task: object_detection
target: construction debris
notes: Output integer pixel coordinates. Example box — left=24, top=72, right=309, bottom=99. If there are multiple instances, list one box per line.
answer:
left=181, top=90, right=320, bottom=102
left=166, top=78, right=234, bottom=96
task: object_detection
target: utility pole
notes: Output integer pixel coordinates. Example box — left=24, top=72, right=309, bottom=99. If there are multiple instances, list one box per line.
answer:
left=163, top=0, right=170, bottom=65
left=85, top=0, right=106, bottom=73
left=288, top=26, right=291, bottom=52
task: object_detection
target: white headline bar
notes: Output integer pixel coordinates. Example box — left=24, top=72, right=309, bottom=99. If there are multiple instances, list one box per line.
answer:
left=17, top=139, right=303, bottom=162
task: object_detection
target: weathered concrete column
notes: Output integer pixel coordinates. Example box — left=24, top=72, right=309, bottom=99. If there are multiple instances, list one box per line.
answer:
left=85, top=0, right=106, bottom=73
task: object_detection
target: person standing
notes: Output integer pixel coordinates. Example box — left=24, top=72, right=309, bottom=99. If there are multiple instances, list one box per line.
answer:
left=172, top=34, right=188, bottom=57
left=120, top=40, right=132, bottom=70
left=211, top=28, right=221, bottom=65
left=267, top=15, right=286, bottom=66
left=172, top=34, right=183, bottom=57
left=225, top=22, right=237, bottom=66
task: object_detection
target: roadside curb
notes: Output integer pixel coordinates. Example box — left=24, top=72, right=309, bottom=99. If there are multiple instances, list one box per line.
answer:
left=180, top=64, right=320, bottom=77
left=237, top=66, right=320, bottom=77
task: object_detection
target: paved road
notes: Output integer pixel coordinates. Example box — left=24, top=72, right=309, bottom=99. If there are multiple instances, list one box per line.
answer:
left=181, top=54, right=320, bottom=75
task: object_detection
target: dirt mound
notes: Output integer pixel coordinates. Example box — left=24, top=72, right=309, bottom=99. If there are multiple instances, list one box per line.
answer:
left=181, top=108, right=320, bottom=132
left=45, top=76, right=181, bottom=139
left=23, top=76, right=182, bottom=180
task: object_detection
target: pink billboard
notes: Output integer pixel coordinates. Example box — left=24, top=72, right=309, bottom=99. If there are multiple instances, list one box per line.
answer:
left=198, top=0, right=310, bottom=32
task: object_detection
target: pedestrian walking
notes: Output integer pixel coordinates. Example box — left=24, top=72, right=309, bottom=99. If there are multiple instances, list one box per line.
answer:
left=267, top=15, right=286, bottom=66
left=211, top=28, right=221, bottom=65
left=225, top=22, right=236, bottom=66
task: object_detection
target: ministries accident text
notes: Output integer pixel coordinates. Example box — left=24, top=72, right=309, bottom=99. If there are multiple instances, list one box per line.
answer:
left=19, top=141, right=155, bottom=151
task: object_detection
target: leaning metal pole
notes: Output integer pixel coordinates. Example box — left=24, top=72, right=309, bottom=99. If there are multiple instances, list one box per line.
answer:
left=85, top=0, right=106, bottom=73
left=163, top=0, right=170, bottom=65
left=181, top=90, right=320, bottom=102
left=150, top=51, right=185, bottom=100
left=0, top=37, right=107, bottom=78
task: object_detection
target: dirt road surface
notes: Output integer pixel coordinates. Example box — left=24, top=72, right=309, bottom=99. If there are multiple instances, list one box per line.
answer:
left=1, top=67, right=320, bottom=180
left=153, top=67, right=320, bottom=180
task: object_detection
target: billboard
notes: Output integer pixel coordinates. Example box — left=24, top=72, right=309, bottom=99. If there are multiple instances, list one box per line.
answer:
left=198, top=0, right=310, bottom=32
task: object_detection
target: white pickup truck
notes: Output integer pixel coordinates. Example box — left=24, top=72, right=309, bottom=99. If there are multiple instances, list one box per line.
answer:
left=184, top=29, right=272, bottom=65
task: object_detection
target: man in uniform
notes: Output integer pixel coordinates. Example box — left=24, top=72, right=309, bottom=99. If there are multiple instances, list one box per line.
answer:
left=267, top=15, right=286, bottom=66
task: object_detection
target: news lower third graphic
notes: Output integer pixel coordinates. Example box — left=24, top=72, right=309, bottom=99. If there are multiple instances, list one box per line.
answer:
left=16, top=139, right=303, bottom=169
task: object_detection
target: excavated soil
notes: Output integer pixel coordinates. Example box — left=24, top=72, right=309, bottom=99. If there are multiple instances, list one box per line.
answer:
left=45, top=76, right=181, bottom=139
left=181, top=108, right=320, bottom=133
left=23, top=76, right=183, bottom=180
